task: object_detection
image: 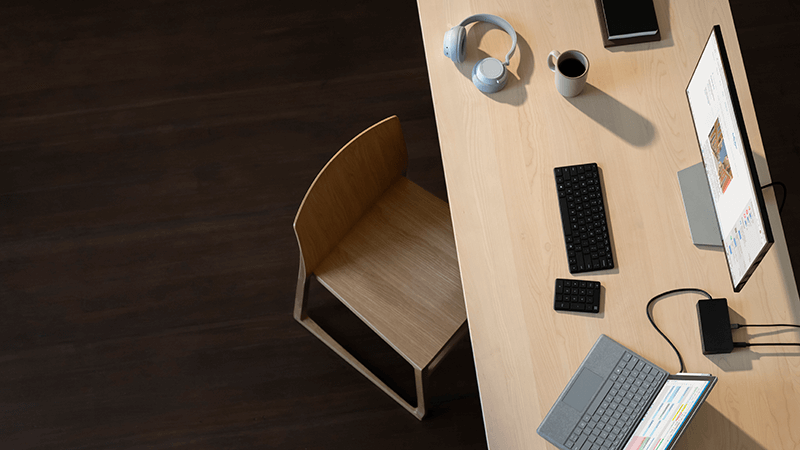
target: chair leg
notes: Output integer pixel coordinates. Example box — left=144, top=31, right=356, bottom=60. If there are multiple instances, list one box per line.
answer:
left=427, top=321, right=468, bottom=373
left=297, top=313, right=426, bottom=419
left=413, top=367, right=429, bottom=420
left=293, top=257, right=311, bottom=322
left=294, top=260, right=432, bottom=420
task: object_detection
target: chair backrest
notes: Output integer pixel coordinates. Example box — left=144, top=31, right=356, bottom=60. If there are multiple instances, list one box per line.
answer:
left=294, top=116, right=408, bottom=274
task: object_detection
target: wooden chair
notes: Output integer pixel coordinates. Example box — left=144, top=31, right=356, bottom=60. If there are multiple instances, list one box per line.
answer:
left=293, top=116, right=467, bottom=419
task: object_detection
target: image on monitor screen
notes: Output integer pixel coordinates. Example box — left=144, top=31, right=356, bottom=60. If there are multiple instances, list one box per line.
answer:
left=708, top=118, right=733, bottom=194
left=685, top=25, right=773, bottom=292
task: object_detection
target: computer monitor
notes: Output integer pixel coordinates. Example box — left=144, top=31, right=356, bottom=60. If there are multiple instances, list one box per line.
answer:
left=685, top=25, right=773, bottom=292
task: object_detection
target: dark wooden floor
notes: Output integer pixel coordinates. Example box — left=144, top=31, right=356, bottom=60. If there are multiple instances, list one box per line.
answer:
left=1, top=1, right=798, bottom=449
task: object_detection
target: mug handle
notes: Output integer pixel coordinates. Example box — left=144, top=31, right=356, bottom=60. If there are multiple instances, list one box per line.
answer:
left=547, top=50, right=560, bottom=72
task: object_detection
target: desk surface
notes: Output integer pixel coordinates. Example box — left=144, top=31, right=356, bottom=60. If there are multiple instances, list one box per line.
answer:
left=416, top=1, right=800, bottom=449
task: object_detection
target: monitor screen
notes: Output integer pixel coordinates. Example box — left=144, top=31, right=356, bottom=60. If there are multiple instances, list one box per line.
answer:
left=685, top=25, right=773, bottom=292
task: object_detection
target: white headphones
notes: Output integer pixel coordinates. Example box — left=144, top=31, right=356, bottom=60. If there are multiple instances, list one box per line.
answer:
left=443, top=14, right=518, bottom=93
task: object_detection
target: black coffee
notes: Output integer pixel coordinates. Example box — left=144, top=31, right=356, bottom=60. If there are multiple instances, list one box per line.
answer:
left=558, top=58, right=586, bottom=78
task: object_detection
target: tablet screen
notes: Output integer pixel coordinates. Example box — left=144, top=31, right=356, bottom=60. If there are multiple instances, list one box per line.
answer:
left=623, top=378, right=713, bottom=450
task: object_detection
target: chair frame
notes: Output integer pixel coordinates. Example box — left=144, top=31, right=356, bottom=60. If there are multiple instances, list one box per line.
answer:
left=292, top=116, right=466, bottom=419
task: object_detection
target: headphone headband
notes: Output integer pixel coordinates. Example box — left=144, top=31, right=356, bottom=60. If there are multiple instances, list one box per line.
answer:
left=458, top=14, right=517, bottom=66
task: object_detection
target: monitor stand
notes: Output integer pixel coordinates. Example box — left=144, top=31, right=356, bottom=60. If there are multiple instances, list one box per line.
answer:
left=677, top=163, right=723, bottom=248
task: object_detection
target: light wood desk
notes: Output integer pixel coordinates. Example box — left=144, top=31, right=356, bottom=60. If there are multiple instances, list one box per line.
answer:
left=416, top=1, right=800, bottom=448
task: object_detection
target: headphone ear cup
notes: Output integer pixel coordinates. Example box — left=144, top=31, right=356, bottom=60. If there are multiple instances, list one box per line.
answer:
left=472, top=57, right=508, bottom=93
left=443, top=26, right=467, bottom=63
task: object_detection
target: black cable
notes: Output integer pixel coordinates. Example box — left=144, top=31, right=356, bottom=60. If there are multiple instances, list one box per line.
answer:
left=646, top=288, right=712, bottom=374
left=732, top=322, right=800, bottom=348
left=731, top=322, right=800, bottom=348
left=761, top=181, right=786, bottom=213
left=734, top=342, right=800, bottom=347
left=731, top=323, right=800, bottom=329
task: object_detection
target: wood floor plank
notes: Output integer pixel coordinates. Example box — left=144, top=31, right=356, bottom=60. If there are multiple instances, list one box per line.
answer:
left=1, top=0, right=481, bottom=449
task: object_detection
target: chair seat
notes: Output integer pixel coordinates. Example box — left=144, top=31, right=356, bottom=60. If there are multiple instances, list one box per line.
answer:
left=315, top=177, right=466, bottom=370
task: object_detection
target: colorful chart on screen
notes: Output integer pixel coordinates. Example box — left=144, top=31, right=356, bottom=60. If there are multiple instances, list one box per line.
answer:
left=623, top=379, right=711, bottom=450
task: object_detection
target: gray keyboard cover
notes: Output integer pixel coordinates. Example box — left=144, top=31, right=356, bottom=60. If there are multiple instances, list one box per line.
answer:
left=537, top=335, right=668, bottom=450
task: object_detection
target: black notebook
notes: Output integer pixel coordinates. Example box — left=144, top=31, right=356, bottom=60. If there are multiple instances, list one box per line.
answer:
left=595, top=0, right=660, bottom=47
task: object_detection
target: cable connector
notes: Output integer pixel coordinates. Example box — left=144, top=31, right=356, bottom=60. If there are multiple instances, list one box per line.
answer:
left=731, top=323, right=741, bottom=329
left=733, top=342, right=748, bottom=348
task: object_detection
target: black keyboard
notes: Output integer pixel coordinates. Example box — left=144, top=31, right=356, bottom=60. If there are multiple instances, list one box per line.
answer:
left=554, top=279, right=601, bottom=313
left=554, top=163, right=614, bottom=273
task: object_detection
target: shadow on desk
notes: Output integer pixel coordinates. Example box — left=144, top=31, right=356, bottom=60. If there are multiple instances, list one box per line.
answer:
left=675, top=403, right=767, bottom=450
left=566, top=84, right=656, bottom=147
left=706, top=343, right=800, bottom=372
left=752, top=152, right=800, bottom=316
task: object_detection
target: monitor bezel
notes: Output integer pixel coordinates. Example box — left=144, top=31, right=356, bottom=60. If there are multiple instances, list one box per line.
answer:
left=685, top=25, right=774, bottom=292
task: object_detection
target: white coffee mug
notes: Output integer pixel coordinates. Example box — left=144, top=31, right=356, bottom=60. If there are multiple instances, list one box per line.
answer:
left=547, top=50, right=589, bottom=98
